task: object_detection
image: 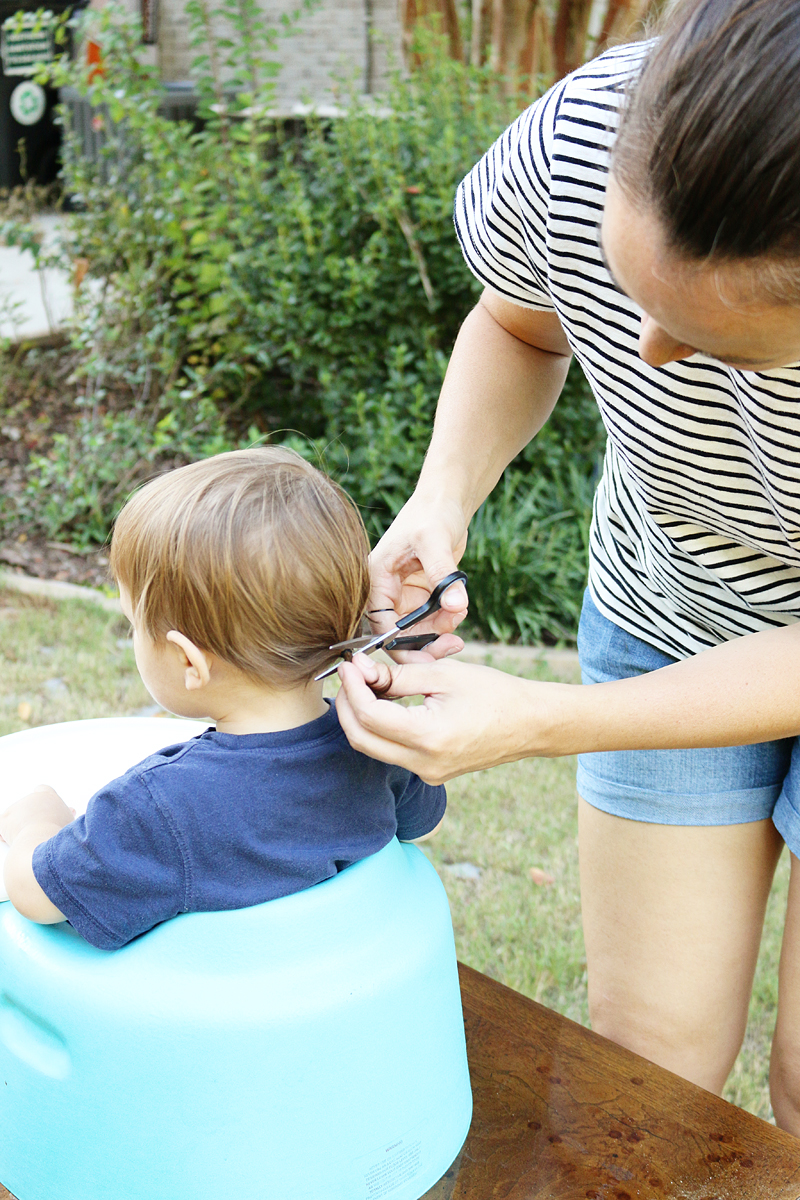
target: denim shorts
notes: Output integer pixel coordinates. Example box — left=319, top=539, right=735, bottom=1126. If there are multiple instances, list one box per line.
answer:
left=576, top=589, right=800, bottom=854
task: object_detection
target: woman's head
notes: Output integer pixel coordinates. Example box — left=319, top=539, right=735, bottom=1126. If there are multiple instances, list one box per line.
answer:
left=614, top=0, right=800, bottom=281
left=604, top=0, right=800, bottom=368
left=110, top=447, right=370, bottom=688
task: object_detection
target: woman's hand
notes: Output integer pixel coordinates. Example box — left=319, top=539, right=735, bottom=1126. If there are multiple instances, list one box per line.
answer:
left=338, top=623, right=800, bottom=785
left=335, top=653, right=565, bottom=784
left=367, top=492, right=470, bottom=662
left=365, top=295, right=573, bottom=664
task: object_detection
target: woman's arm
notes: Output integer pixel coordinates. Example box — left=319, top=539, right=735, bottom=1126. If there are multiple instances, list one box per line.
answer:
left=336, top=622, right=800, bottom=785
left=367, top=290, right=572, bottom=642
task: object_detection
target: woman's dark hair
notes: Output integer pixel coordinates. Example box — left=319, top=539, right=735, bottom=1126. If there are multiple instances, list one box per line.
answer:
left=613, top=0, right=800, bottom=297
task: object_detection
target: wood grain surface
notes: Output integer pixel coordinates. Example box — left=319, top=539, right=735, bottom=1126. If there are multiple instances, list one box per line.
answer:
left=424, top=962, right=800, bottom=1199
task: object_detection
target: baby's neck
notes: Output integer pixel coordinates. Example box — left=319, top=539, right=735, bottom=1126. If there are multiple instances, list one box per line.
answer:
left=209, top=679, right=328, bottom=736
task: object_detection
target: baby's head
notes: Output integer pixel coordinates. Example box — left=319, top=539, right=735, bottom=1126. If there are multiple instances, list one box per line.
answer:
left=109, top=447, right=369, bottom=687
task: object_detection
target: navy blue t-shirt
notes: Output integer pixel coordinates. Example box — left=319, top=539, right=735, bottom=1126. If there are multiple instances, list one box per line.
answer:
left=32, top=703, right=445, bottom=951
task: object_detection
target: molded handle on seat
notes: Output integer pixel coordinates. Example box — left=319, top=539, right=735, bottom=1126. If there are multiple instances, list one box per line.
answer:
left=0, top=993, right=71, bottom=1079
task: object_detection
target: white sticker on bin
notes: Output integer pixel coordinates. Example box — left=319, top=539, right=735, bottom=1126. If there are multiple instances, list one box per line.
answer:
left=354, top=1121, right=426, bottom=1199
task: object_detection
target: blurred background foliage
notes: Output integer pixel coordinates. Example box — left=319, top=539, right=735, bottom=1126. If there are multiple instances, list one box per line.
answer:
left=401, top=0, right=665, bottom=85
left=1, top=1, right=618, bottom=643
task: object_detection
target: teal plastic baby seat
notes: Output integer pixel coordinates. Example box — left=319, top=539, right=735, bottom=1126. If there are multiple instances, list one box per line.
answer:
left=0, top=718, right=472, bottom=1200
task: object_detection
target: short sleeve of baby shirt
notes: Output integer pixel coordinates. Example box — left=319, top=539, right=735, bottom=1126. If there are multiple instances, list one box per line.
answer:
left=453, top=79, right=567, bottom=312
left=32, top=771, right=186, bottom=951
left=390, top=769, right=446, bottom=843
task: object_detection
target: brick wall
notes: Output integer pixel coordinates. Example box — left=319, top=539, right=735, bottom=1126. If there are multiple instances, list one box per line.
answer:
left=151, top=0, right=403, bottom=102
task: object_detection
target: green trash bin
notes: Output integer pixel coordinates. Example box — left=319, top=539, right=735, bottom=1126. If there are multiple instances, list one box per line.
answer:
left=0, top=3, right=87, bottom=189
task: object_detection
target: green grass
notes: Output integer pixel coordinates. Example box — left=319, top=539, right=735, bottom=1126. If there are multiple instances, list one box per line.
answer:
left=0, top=588, right=788, bottom=1121
left=426, top=755, right=588, bottom=1025
left=0, top=588, right=150, bottom=736
left=724, top=852, right=788, bottom=1118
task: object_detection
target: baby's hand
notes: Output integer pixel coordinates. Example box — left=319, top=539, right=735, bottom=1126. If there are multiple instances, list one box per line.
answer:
left=0, top=785, right=73, bottom=846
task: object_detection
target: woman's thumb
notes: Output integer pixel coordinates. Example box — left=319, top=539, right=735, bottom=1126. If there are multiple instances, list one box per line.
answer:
left=417, top=543, right=467, bottom=611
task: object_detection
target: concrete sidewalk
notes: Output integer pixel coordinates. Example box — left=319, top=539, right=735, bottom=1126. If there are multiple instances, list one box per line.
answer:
left=0, top=213, right=74, bottom=342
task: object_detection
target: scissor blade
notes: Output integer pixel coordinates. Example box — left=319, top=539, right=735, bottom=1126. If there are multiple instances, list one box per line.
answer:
left=315, top=625, right=401, bottom=681
left=328, top=634, right=378, bottom=652
left=329, top=625, right=401, bottom=656
left=350, top=630, right=398, bottom=656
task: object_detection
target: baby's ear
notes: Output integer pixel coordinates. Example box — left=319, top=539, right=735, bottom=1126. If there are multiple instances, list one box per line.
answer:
left=166, top=631, right=211, bottom=691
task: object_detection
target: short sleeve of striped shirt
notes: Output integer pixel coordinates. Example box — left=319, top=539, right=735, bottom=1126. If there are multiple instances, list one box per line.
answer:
left=453, top=84, right=566, bottom=313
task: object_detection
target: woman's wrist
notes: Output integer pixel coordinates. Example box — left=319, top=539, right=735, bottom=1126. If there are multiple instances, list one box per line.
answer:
left=507, top=677, right=585, bottom=759
left=442, top=670, right=582, bottom=767
left=408, top=470, right=480, bottom=527
left=509, top=675, right=637, bottom=760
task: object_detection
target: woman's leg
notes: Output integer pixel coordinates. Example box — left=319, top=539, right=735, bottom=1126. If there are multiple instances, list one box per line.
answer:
left=579, top=798, right=783, bottom=1094
left=770, top=853, right=800, bottom=1133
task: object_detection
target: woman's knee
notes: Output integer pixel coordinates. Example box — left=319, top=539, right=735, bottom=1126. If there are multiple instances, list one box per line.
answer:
left=587, top=985, right=743, bottom=1095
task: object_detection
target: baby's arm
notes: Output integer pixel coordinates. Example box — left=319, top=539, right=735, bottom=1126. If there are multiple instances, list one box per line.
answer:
left=393, top=768, right=447, bottom=844
left=400, top=816, right=445, bottom=845
left=0, top=785, right=70, bottom=923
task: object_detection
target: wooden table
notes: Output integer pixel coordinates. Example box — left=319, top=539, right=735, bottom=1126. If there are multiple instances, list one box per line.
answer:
left=2, top=962, right=798, bottom=1199
left=422, top=963, right=800, bottom=1199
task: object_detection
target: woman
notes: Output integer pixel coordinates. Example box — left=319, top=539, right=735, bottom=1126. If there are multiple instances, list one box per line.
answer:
left=336, top=0, right=800, bottom=1133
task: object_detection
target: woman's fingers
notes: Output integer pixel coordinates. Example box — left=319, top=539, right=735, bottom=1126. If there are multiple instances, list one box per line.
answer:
left=335, top=662, right=438, bottom=776
left=366, top=560, right=469, bottom=661
left=336, top=654, right=548, bottom=783
left=404, top=632, right=465, bottom=662
left=336, top=657, right=456, bottom=782
left=346, top=652, right=448, bottom=699
left=366, top=496, right=469, bottom=640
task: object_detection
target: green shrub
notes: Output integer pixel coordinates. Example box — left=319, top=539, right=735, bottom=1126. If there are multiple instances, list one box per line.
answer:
left=12, top=405, right=241, bottom=550
left=4, top=5, right=605, bottom=642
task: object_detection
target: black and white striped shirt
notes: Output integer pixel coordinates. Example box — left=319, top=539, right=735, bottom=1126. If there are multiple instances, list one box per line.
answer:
left=454, top=41, right=800, bottom=660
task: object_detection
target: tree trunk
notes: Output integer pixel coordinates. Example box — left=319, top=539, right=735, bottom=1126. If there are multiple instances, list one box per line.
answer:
left=490, top=0, right=538, bottom=76
left=470, top=0, right=493, bottom=66
left=517, top=3, right=551, bottom=92
left=400, top=0, right=464, bottom=63
left=596, top=0, right=657, bottom=51
left=401, top=0, right=664, bottom=82
left=552, top=0, right=595, bottom=78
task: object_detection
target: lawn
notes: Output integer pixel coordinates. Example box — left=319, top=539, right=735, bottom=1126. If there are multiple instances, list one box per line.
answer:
left=0, top=585, right=788, bottom=1122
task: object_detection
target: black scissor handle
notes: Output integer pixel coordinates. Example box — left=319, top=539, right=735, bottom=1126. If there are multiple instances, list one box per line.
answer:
left=394, top=571, right=468, bottom=632
left=384, top=632, right=439, bottom=652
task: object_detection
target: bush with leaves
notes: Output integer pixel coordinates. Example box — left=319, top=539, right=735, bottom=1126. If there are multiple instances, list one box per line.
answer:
left=4, top=5, right=605, bottom=641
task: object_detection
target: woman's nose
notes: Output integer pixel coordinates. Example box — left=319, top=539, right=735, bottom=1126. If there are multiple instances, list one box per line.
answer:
left=638, top=315, right=697, bottom=367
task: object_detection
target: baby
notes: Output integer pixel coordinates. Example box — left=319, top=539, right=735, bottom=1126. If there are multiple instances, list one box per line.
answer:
left=0, top=447, right=445, bottom=949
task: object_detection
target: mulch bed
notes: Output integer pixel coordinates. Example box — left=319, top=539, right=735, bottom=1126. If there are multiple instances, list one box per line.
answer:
left=0, top=536, right=110, bottom=588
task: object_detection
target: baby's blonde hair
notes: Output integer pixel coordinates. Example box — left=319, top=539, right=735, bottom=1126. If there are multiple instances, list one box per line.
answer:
left=109, top=447, right=370, bottom=687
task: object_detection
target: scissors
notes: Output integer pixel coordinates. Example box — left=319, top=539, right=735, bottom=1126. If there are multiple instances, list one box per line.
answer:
left=315, top=570, right=468, bottom=681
